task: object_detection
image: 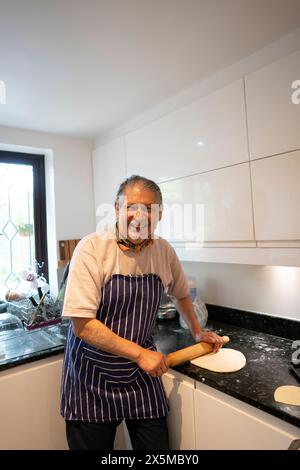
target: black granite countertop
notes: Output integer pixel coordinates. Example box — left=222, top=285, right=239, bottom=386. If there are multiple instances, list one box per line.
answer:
left=154, top=314, right=300, bottom=429
left=0, top=305, right=299, bottom=430
left=0, top=322, right=66, bottom=371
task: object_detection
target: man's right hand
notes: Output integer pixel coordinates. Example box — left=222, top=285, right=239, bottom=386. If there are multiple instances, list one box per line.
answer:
left=136, top=349, right=169, bottom=377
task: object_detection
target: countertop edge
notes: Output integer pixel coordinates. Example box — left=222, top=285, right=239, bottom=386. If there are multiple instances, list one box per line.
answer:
left=0, top=346, right=65, bottom=372
left=180, top=366, right=300, bottom=429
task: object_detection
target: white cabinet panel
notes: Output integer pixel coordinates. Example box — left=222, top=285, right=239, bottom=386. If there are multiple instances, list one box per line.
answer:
left=93, top=137, right=126, bottom=230
left=0, top=356, right=67, bottom=450
left=114, top=422, right=132, bottom=450
left=162, top=371, right=195, bottom=450
left=251, top=151, right=300, bottom=242
left=246, top=49, right=300, bottom=159
left=159, top=163, right=254, bottom=243
left=173, top=245, right=300, bottom=266
left=125, top=80, right=248, bottom=182
left=194, top=383, right=299, bottom=450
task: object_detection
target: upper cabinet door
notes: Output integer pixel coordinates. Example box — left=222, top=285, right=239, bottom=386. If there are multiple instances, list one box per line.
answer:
left=251, top=150, right=300, bottom=243
left=158, top=163, right=254, bottom=244
left=245, top=49, right=300, bottom=159
left=92, top=137, right=126, bottom=229
left=125, top=79, right=248, bottom=182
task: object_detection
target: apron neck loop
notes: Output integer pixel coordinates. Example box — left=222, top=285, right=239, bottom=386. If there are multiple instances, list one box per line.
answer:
left=115, top=242, right=154, bottom=275
left=150, top=249, right=154, bottom=273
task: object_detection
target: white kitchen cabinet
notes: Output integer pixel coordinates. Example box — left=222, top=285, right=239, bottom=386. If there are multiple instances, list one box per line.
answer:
left=172, top=244, right=300, bottom=266
left=0, top=356, right=68, bottom=450
left=158, top=163, right=254, bottom=245
left=114, top=422, right=132, bottom=450
left=125, top=79, right=248, bottom=182
left=194, top=382, right=299, bottom=450
left=92, top=137, right=126, bottom=230
left=251, top=150, right=300, bottom=245
left=162, top=370, right=196, bottom=450
left=245, top=49, right=300, bottom=159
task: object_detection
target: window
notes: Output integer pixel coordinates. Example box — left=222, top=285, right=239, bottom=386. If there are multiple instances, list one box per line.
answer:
left=0, top=151, right=48, bottom=298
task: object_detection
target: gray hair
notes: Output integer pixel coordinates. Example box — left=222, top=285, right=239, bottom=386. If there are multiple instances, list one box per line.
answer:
left=115, top=175, right=163, bottom=205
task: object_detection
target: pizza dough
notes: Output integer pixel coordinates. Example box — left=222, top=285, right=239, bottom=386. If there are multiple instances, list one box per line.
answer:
left=190, top=348, right=246, bottom=373
left=274, top=386, right=300, bottom=406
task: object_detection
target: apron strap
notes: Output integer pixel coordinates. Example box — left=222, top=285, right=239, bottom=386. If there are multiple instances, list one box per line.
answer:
left=116, top=244, right=120, bottom=275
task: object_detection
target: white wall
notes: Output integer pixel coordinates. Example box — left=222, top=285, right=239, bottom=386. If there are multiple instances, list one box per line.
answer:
left=182, top=262, right=300, bottom=321
left=0, top=125, right=95, bottom=292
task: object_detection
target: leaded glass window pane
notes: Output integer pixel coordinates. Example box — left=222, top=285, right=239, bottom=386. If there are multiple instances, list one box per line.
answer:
left=0, top=163, right=35, bottom=297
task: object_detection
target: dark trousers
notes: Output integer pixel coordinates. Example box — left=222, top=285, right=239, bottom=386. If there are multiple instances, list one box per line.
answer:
left=66, top=417, right=170, bottom=450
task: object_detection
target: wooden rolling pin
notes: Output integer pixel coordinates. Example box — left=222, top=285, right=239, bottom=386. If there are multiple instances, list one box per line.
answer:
left=166, top=336, right=230, bottom=367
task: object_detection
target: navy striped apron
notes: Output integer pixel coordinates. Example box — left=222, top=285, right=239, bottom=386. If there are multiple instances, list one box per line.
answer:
left=60, top=250, right=169, bottom=422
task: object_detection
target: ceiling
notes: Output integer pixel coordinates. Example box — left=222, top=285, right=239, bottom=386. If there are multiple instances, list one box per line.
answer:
left=0, top=0, right=300, bottom=139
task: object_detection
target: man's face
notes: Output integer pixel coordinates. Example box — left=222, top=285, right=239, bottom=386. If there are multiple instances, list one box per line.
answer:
left=115, top=184, right=162, bottom=243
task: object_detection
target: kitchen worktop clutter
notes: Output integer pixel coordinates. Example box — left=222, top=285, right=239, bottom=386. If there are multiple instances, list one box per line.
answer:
left=3, top=260, right=63, bottom=330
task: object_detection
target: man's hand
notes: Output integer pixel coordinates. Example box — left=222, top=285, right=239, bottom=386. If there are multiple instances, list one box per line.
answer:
left=136, top=349, right=169, bottom=377
left=193, top=330, right=224, bottom=352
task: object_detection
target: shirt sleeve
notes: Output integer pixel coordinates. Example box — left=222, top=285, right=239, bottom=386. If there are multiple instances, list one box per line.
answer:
left=62, top=238, right=103, bottom=318
left=167, top=245, right=190, bottom=299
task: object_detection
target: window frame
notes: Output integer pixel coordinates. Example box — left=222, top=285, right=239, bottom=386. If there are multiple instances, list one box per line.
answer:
left=0, top=150, right=48, bottom=281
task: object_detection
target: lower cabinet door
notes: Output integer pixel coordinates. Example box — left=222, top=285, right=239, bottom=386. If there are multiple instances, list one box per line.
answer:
left=0, top=356, right=68, bottom=450
left=114, top=421, right=132, bottom=450
left=194, top=382, right=299, bottom=450
left=162, top=371, right=196, bottom=450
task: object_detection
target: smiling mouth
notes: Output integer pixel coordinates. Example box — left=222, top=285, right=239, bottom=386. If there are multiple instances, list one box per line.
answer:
left=129, top=222, right=148, bottom=229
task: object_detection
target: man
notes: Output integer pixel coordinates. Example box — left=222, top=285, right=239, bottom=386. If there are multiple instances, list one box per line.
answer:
left=61, top=175, right=224, bottom=450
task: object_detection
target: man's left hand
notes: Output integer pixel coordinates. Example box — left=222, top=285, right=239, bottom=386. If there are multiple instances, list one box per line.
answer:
left=193, top=330, right=224, bottom=352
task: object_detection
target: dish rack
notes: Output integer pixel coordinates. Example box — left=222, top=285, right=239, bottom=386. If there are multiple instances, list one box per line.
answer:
left=6, top=296, right=62, bottom=330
